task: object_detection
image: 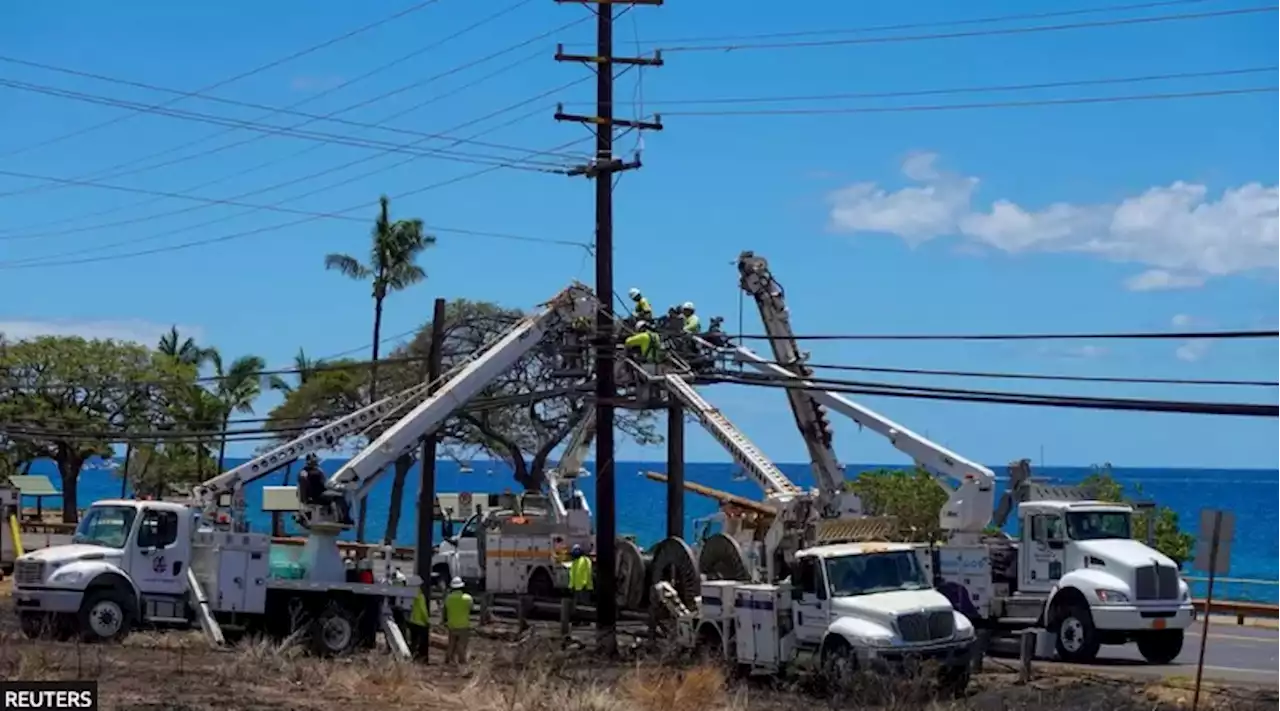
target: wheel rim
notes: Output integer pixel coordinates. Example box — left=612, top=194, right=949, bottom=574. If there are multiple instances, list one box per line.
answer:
left=1060, top=617, right=1085, bottom=653
left=89, top=600, right=124, bottom=638
left=321, top=616, right=353, bottom=652
left=825, top=647, right=853, bottom=680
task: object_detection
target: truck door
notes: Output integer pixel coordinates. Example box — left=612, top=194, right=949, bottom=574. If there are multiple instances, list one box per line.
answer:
left=1020, top=513, right=1065, bottom=593
left=455, top=513, right=484, bottom=579
left=790, top=556, right=830, bottom=648
left=127, top=507, right=188, bottom=596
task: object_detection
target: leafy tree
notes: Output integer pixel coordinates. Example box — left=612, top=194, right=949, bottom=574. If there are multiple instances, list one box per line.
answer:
left=1080, top=464, right=1195, bottom=566
left=325, top=194, right=435, bottom=541
left=0, top=337, right=161, bottom=522
left=122, top=443, right=217, bottom=500
left=847, top=467, right=948, bottom=542
left=209, top=350, right=268, bottom=472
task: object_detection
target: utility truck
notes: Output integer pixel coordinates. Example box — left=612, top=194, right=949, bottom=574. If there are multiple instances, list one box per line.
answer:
left=10, top=283, right=598, bottom=657
left=724, top=251, right=1193, bottom=665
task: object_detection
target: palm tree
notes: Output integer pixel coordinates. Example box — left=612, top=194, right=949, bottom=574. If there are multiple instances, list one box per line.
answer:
left=325, top=195, right=434, bottom=542
left=157, top=326, right=215, bottom=368
left=210, top=350, right=268, bottom=473
left=268, top=348, right=324, bottom=395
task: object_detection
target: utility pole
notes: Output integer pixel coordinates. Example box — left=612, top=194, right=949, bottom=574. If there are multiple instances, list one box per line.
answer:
left=554, top=0, right=662, bottom=653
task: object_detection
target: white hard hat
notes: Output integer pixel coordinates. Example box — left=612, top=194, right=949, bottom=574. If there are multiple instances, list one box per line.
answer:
left=682, top=301, right=695, bottom=311
left=450, top=576, right=465, bottom=589
left=628, top=288, right=641, bottom=299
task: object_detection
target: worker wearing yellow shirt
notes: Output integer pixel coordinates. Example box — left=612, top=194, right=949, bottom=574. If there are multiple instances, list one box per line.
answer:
left=628, top=287, right=654, bottom=323
left=442, top=577, right=474, bottom=665
left=623, top=322, right=663, bottom=364
left=569, top=544, right=593, bottom=606
left=407, top=585, right=431, bottom=661
left=681, top=302, right=701, bottom=334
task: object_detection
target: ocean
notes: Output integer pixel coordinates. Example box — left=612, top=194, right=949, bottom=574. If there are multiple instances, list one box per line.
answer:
left=16, top=458, right=1279, bottom=603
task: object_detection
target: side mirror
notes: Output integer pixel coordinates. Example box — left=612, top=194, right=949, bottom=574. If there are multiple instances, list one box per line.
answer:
left=1047, top=540, right=1065, bottom=551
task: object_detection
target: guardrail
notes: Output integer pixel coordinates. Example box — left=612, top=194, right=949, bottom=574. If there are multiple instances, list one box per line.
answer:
left=1186, top=575, right=1278, bottom=624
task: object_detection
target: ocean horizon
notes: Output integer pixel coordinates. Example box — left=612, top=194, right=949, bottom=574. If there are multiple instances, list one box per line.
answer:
left=15, top=457, right=1278, bottom=604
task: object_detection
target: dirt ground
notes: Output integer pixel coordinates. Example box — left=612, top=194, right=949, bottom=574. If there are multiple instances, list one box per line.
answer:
left=0, top=579, right=1274, bottom=711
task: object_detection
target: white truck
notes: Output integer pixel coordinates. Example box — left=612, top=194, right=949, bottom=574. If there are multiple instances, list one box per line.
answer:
left=729, top=250, right=1193, bottom=665
left=10, top=282, right=599, bottom=656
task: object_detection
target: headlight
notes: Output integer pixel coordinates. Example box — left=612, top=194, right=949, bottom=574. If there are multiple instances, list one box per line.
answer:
left=859, top=635, right=895, bottom=648
left=48, top=568, right=85, bottom=585
left=1095, top=588, right=1129, bottom=603
left=954, top=621, right=976, bottom=640
left=1180, top=588, right=1191, bottom=602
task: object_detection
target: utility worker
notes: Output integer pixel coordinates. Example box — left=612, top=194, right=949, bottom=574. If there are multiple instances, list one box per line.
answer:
left=568, top=544, right=593, bottom=607
left=407, top=585, right=431, bottom=661
left=681, top=302, right=701, bottom=334
left=628, top=288, right=654, bottom=323
left=442, top=577, right=474, bottom=665
left=623, top=322, right=663, bottom=364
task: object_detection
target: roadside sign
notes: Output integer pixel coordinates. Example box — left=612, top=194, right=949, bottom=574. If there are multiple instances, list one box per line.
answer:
left=1193, top=509, right=1234, bottom=575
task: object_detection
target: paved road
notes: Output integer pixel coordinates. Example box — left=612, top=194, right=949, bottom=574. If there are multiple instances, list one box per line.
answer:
left=991, top=620, right=1278, bottom=687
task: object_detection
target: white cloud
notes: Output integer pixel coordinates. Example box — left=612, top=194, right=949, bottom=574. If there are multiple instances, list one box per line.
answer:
left=1170, top=314, right=1211, bottom=361
left=826, top=153, right=1279, bottom=288
left=0, top=319, right=201, bottom=347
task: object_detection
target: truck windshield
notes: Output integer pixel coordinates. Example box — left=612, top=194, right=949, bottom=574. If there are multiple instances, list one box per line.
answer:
left=824, top=551, right=929, bottom=597
left=1066, top=511, right=1131, bottom=540
left=72, top=506, right=137, bottom=548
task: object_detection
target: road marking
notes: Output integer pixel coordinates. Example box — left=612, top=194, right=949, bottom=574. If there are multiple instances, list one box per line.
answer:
left=1198, top=664, right=1279, bottom=677
left=1188, top=630, right=1279, bottom=644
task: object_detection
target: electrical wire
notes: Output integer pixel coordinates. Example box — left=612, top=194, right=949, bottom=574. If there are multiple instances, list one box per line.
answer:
left=736, top=329, right=1279, bottom=341
left=705, top=373, right=1278, bottom=418
left=656, top=5, right=1275, bottom=53
left=0, top=130, right=592, bottom=269
left=660, top=86, right=1275, bottom=116
left=0, top=0, right=545, bottom=199
left=0, top=79, right=593, bottom=259
left=590, top=66, right=1275, bottom=107
left=774, top=359, right=1279, bottom=388
left=0, top=50, right=546, bottom=239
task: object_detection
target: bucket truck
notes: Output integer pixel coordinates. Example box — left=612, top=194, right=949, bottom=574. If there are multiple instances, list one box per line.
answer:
left=641, top=360, right=974, bottom=688
left=9, top=283, right=597, bottom=657
left=729, top=251, right=1193, bottom=665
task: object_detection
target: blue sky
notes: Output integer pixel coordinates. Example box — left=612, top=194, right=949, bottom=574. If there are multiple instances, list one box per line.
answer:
left=0, top=0, right=1276, bottom=469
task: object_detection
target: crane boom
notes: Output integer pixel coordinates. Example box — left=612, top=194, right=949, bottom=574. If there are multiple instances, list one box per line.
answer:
left=736, top=251, right=845, bottom=511
left=728, top=345, right=997, bottom=538
left=330, top=283, right=595, bottom=503
left=544, top=415, right=595, bottom=522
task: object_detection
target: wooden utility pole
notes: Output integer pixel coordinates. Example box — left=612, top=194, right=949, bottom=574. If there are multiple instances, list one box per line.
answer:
left=554, top=0, right=663, bottom=653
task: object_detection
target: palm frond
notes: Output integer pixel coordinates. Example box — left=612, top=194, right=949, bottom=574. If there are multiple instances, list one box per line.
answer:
left=324, top=253, right=372, bottom=280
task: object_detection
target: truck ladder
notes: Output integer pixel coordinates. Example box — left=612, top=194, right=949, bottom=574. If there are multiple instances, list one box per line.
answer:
left=661, top=374, right=801, bottom=499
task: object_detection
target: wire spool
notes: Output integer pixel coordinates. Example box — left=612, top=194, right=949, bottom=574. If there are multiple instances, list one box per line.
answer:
left=615, top=538, right=647, bottom=611
left=647, top=537, right=700, bottom=612
left=698, top=533, right=751, bottom=582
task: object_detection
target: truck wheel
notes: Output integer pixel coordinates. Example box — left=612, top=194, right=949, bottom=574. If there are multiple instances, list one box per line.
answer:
left=310, top=604, right=360, bottom=657
left=527, top=567, right=554, bottom=599
left=1054, top=605, right=1101, bottom=663
left=1136, top=629, right=1183, bottom=664
left=820, top=638, right=856, bottom=688
left=939, top=665, right=971, bottom=698
left=77, top=588, right=134, bottom=643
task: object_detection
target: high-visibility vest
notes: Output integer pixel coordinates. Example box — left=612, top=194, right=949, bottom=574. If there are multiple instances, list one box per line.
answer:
left=569, top=556, right=594, bottom=592
left=409, top=589, right=430, bottom=628
left=624, top=332, right=662, bottom=363
left=635, top=297, right=653, bottom=320
left=444, top=591, right=474, bottom=630
left=683, top=314, right=701, bottom=333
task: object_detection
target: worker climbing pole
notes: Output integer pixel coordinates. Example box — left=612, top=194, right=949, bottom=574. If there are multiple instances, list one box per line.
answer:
left=554, top=0, right=663, bottom=654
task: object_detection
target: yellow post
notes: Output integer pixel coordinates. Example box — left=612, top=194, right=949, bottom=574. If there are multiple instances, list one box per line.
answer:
left=8, top=514, right=24, bottom=558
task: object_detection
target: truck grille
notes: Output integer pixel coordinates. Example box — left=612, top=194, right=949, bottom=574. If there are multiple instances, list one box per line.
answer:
left=14, top=560, right=44, bottom=586
left=896, top=610, right=955, bottom=642
left=1134, top=564, right=1179, bottom=600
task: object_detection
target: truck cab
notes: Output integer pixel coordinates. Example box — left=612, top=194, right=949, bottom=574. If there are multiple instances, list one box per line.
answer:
left=789, top=542, right=975, bottom=682
left=12, top=500, right=197, bottom=641
left=1017, top=500, right=1193, bottom=663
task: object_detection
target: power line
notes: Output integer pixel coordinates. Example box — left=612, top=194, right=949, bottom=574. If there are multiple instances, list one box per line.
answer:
left=737, top=329, right=1279, bottom=341
left=0, top=50, right=546, bottom=239
left=589, top=66, right=1275, bottom=107
left=751, top=359, right=1279, bottom=388
left=657, top=5, right=1275, bottom=53
left=603, top=0, right=1216, bottom=46
left=661, top=86, right=1276, bottom=117
left=0, top=136, right=591, bottom=269
left=0, top=0, right=543, bottom=201
left=706, top=374, right=1278, bottom=417
left=0, top=0, right=444, bottom=159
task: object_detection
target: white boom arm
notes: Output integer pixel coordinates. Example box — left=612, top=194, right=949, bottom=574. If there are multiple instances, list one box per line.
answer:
left=661, top=373, right=801, bottom=501
left=736, top=251, right=845, bottom=511
left=329, top=283, right=595, bottom=504
left=191, top=382, right=431, bottom=516
left=545, top=416, right=596, bottom=522
left=729, top=346, right=997, bottom=540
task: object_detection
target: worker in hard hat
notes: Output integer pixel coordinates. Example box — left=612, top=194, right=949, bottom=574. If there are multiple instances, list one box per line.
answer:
left=407, top=584, right=431, bottom=661
left=300, top=454, right=353, bottom=525
left=567, top=544, right=594, bottom=628
left=623, top=321, right=663, bottom=364
left=628, top=288, right=654, bottom=323
left=681, top=302, right=701, bottom=334
left=442, top=576, right=474, bottom=665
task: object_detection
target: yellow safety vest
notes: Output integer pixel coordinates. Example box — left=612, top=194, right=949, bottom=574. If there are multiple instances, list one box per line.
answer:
left=569, top=556, right=594, bottom=592
left=444, top=591, right=474, bottom=630
left=409, top=589, right=430, bottom=628
left=624, top=331, right=662, bottom=363
left=635, top=297, right=653, bottom=320
left=683, top=314, right=701, bottom=333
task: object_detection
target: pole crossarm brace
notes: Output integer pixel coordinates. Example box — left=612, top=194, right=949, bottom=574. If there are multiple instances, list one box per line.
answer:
left=554, top=109, right=665, bottom=132
left=555, top=47, right=665, bottom=68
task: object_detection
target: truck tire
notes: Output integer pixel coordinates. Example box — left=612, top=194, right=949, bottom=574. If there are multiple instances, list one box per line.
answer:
left=820, top=637, right=856, bottom=688
left=310, top=603, right=360, bottom=657
left=77, top=588, right=134, bottom=643
left=1054, top=604, right=1101, bottom=663
left=1136, top=629, right=1183, bottom=664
